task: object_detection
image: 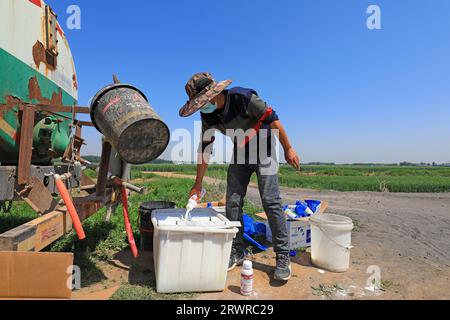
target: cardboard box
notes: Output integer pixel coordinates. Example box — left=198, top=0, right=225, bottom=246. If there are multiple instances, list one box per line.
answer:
left=266, top=218, right=312, bottom=250
left=0, top=252, right=74, bottom=299
left=258, top=202, right=328, bottom=250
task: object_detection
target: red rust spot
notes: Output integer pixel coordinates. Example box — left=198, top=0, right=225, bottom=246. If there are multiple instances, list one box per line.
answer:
left=32, top=41, right=46, bottom=69
left=72, top=74, right=78, bottom=90
left=28, top=76, right=64, bottom=107
left=0, top=76, right=67, bottom=144
left=32, top=41, right=57, bottom=70
left=1, top=96, right=20, bottom=114
left=0, top=96, right=21, bottom=141
left=0, top=77, right=64, bottom=115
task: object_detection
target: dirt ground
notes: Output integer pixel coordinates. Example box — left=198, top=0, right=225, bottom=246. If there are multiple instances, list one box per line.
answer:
left=220, top=186, right=450, bottom=300
left=73, top=172, right=450, bottom=300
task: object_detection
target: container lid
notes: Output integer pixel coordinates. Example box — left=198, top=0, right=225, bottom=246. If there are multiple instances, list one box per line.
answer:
left=310, top=214, right=354, bottom=229
left=152, top=208, right=241, bottom=231
left=140, top=201, right=176, bottom=212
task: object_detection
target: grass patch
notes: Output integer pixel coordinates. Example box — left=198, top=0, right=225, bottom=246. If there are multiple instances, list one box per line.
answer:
left=351, top=217, right=362, bottom=232
left=311, top=284, right=344, bottom=300
left=380, top=279, right=395, bottom=291
left=110, top=285, right=194, bottom=300
left=0, top=202, right=37, bottom=234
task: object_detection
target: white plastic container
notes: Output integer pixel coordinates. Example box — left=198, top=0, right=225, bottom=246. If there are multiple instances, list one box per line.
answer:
left=152, top=208, right=239, bottom=293
left=240, top=260, right=254, bottom=296
left=310, top=214, right=354, bottom=273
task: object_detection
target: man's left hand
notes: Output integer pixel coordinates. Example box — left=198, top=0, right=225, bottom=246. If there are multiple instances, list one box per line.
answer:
left=285, top=147, right=300, bottom=170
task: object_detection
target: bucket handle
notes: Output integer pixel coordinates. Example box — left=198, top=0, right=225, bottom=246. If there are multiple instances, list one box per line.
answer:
left=316, top=225, right=354, bottom=252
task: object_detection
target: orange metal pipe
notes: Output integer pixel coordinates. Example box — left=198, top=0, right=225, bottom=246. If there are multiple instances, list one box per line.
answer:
left=121, top=186, right=139, bottom=258
left=54, top=174, right=86, bottom=240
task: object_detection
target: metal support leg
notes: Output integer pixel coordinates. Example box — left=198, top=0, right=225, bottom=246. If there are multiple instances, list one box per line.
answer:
left=104, top=204, right=117, bottom=222
left=96, top=141, right=112, bottom=197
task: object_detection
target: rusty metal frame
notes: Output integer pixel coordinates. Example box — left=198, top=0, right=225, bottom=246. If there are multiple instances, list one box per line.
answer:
left=15, top=105, right=92, bottom=186
left=62, top=119, right=93, bottom=164
left=17, top=106, right=36, bottom=186
left=0, top=103, right=123, bottom=252
left=18, top=104, right=91, bottom=114
left=0, top=191, right=115, bottom=252
left=0, top=167, right=123, bottom=252
left=1, top=74, right=147, bottom=252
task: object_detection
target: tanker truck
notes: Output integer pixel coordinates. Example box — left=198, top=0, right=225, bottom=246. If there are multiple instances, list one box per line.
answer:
left=0, top=0, right=170, bottom=252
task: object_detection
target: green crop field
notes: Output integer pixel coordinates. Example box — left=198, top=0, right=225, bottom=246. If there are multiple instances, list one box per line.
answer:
left=134, top=164, right=450, bottom=193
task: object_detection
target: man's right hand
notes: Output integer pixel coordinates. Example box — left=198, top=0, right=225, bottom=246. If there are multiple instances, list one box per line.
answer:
left=285, top=147, right=301, bottom=171
left=189, top=183, right=203, bottom=199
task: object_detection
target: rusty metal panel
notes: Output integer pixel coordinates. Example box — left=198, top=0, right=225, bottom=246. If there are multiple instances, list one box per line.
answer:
left=17, top=108, right=35, bottom=186
left=44, top=5, right=58, bottom=57
left=73, top=195, right=107, bottom=221
left=21, top=177, right=58, bottom=215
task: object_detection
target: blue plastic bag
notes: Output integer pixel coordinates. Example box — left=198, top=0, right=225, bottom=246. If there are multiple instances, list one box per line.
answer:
left=295, top=201, right=310, bottom=217
left=305, top=200, right=322, bottom=215
left=243, top=214, right=268, bottom=251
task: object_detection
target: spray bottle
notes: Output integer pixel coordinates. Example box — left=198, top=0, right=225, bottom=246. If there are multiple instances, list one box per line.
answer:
left=240, top=260, right=254, bottom=296
left=184, top=188, right=206, bottom=221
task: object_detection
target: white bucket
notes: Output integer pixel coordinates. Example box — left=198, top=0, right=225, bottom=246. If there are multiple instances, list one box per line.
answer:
left=310, top=214, right=354, bottom=273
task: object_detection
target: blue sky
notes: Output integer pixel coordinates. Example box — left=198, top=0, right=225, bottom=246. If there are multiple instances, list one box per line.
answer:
left=48, top=0, right=450, bottom=163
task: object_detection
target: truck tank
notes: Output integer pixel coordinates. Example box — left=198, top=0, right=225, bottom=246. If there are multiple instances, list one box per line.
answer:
left=0, top=0, right=78, bottom=165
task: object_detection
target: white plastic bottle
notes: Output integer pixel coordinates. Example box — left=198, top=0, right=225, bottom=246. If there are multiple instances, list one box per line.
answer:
left=240, top=260, right=254, bottom=296
left=185, top=188, right=206, bottom=220
left=284, top=208, right=298, bottom=219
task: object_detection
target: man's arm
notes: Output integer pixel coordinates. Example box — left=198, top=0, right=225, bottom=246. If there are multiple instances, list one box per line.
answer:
left=270, top=120, right=301, bottom=170
left=190, top=152, right=210, bottom=198
left=247, top=94, right=301, bottom=170
left=189, top=124, right=215, bottom=199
